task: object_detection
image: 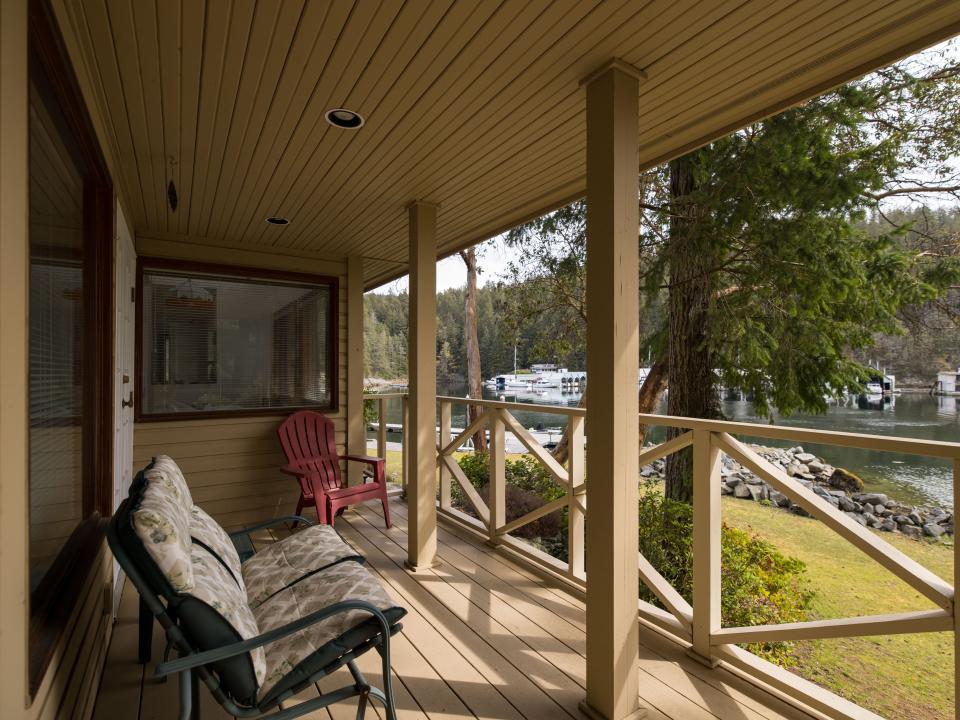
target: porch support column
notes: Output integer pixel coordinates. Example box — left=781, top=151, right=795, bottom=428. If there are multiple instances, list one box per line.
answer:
left=581, top=59, right=645, bottom=720
left=405, top=201, right=439, bottom=571
left=346, top=255, right=366, bottom=486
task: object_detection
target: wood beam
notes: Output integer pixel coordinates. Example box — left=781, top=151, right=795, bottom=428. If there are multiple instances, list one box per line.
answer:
left=581, top=59, right=645, bottom=720
left=405, top=201, right=439, bottom=571
left=346, top=255, right=365, bottom=486
left=0, top=0, right=30, bottom=713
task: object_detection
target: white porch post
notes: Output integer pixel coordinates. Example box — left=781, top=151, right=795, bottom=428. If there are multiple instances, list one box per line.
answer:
left=405, top=201, right=439, bottom=571
left=346, top=255, right=366, bottom=486
left=581, top=60, right=645, bottom=720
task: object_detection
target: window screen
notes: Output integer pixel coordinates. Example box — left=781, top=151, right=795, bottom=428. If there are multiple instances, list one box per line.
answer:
left=139, top=265, right=337, bottom=417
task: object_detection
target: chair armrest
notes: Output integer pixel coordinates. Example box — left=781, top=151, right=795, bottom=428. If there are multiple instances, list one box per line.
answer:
left=343, top=455, right=385, bottom=466
left=154, top=600, right=394, bottom=678
left=228, top=515, right=315, bottom=539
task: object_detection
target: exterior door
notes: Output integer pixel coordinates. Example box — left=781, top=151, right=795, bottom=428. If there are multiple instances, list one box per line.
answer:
left=112, top=202, right=136, bottom=613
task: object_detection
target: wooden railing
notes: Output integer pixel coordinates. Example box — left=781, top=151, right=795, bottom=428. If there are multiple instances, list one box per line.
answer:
left=376, top=393, right=960, bottom=719
left=437, top=396, right=587, bottom=582
left=363, top=392, right=407, bottom=491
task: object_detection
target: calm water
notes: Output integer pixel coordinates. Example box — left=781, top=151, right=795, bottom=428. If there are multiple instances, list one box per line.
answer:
left=372, top=383, right=960, bottom=509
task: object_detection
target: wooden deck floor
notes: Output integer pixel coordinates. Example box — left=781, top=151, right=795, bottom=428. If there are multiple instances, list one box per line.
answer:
left=93, top=498, right=817, bottom=720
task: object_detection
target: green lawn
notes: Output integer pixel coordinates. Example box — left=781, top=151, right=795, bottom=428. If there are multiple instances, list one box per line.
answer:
left=724, top=498, right=953, bottom=720
left=377, top=448, right=953, bottom=718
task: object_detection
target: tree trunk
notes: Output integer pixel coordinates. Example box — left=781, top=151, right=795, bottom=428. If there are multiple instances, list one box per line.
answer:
left=664, top=155, right=719, bottom=503
left=461, top=248, right=487, bottom=453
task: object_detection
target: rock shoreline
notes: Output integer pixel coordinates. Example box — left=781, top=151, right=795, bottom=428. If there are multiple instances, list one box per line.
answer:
left=640, top=445, right=954, bottom=540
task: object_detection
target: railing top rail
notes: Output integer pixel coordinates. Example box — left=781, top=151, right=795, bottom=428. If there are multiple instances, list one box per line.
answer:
left=437, top=394, right=587, bottom=418
left=386, top=394, right=959, bottom=459
left=639, top=413, right=960, bottom=460
left=362, top=392, right=408, bottom=400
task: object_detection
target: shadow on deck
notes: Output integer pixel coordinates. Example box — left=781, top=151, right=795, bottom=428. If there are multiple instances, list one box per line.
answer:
left=93, top=497, right=818, bottom=720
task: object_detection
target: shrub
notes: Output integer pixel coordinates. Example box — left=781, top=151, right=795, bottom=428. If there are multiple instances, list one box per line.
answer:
left=456, top=453, right=565, bottom=502
left=455, top=452, right=567, bottom=550
left=637, top=492, right=813, bottom=663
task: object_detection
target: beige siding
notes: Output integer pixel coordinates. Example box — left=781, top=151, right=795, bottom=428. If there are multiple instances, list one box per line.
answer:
left=131, top=237, right=348, bottom=529
left=27, top=546, right=113, bottom=720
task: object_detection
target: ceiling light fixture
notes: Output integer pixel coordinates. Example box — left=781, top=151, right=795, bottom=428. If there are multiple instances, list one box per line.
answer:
left=325, top=108, right=364, bottom=129
left=265, top=216, right=290, bottom=226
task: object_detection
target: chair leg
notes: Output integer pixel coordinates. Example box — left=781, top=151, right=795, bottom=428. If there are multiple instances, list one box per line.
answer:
left=314, top=492, right=328, bottom=525
left=380, top=495, right=392, bottom=529
left=138, top=594, right=153, bottom=664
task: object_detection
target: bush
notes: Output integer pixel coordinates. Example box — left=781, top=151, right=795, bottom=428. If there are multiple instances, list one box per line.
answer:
left=637, top=492, right=813, bottom=663
left=455, top=452, right=568, bottom=550
left=457, top=453, right=565, bottom=502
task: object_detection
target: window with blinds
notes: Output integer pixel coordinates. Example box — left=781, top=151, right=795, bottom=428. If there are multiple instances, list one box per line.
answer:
left=28, top=75, right=87, bottom=591
left=139, top=264, right=338, bottom=418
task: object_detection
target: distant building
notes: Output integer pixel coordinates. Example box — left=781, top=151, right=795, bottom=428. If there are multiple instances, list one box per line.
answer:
left=530, top=363, right=561, bottom=373
left=936, top=369, right=960, bottom=395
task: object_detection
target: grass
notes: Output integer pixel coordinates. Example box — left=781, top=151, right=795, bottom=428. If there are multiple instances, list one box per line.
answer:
left=377, top=447, right=954, bottom=718
left=724, top=498, right=953, bottom=720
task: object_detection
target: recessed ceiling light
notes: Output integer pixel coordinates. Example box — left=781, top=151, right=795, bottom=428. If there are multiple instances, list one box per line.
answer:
left=265, top=216, right=290, bottom=226
left=325, top=108, right=364, bottom=129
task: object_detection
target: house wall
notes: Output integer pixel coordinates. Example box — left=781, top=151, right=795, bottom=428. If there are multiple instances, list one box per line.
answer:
left=131, top=236, right=348, bottom=530
left=0, top=5, right=115, bottom=718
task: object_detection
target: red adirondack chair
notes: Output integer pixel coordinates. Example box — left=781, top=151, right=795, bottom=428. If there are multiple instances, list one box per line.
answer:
left=278, top=410, right=391, bottom=528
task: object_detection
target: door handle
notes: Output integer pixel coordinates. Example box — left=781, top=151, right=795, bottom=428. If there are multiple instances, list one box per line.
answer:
left=121, top=392, right=133, bottom=408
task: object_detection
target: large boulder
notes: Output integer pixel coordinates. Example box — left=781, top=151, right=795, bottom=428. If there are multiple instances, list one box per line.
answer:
left=901, top=524, right=922, bottom=539
left=734, top=483, right=752, bottom=499
left=830, top=467, right=865, bottom=493
left=795, top=452, right=818, bottom=464
left=923, top=523, right=945, bottom=538
left=856, top=492, right=889, bottom=507
left=837, top=496, right=859, bottom=513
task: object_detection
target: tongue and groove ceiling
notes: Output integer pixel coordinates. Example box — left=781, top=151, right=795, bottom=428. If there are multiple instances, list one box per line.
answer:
left=56, top=0, right=960, bottom=289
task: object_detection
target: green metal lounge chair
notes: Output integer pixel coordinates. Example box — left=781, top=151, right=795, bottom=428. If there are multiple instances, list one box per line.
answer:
left=108, top=455, right=405, bottom=720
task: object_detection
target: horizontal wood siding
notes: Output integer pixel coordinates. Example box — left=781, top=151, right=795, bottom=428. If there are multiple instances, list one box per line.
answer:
left=131, top=238, right=347, bottom=529
left=28, top=544, right=113, bottom=720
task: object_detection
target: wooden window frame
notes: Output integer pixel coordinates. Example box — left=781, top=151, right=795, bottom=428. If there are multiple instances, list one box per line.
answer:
left=135, top=257, right=340, bottom=422
left=27, top=0, right=114, bottom=696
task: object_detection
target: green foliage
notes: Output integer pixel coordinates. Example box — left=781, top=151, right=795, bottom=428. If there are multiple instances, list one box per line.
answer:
left=637, top=493, right=813, bottom=662
left=456, top=452, right=565, bottom=502
left=455, top=453, right=568, bottom=552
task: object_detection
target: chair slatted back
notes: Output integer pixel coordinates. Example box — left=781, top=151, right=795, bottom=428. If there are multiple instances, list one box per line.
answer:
left=278, top=411, right=342, bottom=493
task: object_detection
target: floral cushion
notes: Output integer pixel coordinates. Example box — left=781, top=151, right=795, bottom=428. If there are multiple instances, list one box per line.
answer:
left=241, top=525, right=363, bottom=609
left=190, top=544, right=266, bottom=687
left=254, top=561, right=405, bottom=702
left=150, top=455, right=193, bottom=505
left=191, top=505, right=243, bottom=583
left=131, top=460, right=195, bottom=592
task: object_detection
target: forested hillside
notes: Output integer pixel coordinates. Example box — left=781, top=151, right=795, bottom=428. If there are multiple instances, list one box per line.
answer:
left=365, top=205, right=960, bottom=386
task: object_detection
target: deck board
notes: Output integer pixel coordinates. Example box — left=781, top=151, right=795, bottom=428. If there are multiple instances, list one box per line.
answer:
left=93, top=497, right=817, bottom=720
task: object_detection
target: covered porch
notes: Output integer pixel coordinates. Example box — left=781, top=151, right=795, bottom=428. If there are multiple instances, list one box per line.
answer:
left=3, top=2, right=960, bottom=720
left=95, top=497, right=813, bottom=720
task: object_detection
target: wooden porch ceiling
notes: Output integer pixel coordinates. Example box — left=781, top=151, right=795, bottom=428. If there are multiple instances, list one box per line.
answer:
left=56, top=0, right=960, bottom=289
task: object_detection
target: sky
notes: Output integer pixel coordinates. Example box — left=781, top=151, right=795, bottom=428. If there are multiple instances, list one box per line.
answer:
left=368, top=235, right=521, bottom=294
